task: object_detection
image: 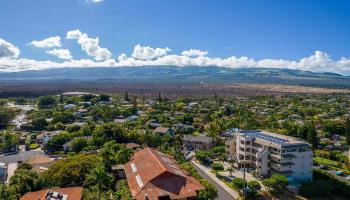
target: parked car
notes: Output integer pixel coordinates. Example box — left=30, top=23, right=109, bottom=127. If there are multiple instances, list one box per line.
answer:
left=216, top=174, right=235, bottom=182
left=202, top=157, right=213, bottom=166
left=335, top=171, right=344, bottom=176
left=319, top=165, right=328, bottom=170
left=345, top=176, right=350, bottom=180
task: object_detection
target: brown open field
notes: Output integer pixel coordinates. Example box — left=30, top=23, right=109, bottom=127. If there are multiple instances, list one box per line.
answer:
left=1, top=81, right=350, bottom=98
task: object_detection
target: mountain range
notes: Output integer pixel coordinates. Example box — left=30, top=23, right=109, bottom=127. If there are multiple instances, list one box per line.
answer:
left=0, top=66, right=349, bottom=88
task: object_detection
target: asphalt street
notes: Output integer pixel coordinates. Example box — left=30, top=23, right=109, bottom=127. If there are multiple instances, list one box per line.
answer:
left=192, top=162, right=236, bottom=200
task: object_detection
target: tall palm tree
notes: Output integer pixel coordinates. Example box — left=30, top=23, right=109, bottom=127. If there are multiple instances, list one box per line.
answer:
left=84, top=165, right=114, bottom=200
left=116, top=148, right=133, bottom=164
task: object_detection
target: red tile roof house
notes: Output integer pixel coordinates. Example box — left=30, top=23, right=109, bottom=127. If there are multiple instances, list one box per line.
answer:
left=124, top=148, right=204, bottom=200
left=20, top=187, right=83, bottom=200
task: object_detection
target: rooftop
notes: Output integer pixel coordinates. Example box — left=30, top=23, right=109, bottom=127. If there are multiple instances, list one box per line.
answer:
left=153, top=127, right=170, bottom=134
left=20, top=187, right=83, bottom=200
left=183, top=134, right=213, bottom=143
left=124, top=148, right=204, bottom=200
left=227, top=129, right=310, bottom=147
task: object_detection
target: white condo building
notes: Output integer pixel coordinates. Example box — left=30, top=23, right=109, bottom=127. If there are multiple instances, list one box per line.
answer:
left=225, top=129, right=313, bottom=182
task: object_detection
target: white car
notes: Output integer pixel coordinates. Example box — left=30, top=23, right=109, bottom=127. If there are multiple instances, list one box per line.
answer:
left=345, top=176, right=350, bottom=180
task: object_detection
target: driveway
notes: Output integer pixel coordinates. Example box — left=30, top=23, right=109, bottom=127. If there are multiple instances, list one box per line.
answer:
left=191, top=161, right=239, bottom=200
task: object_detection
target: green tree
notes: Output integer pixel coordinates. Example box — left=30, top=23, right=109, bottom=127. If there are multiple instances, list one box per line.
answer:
left=115, top=148, right=133, bottom=164
left=70, top=137, right=88, bottom=153
left=124, top=91, right=129, bottom=101
left=0, top=184, right=17, bottom=200
left=0, top=131, right=19, bottom=153
left=114, top=180, right=132, bottom=200
left=198, top=180, right=218, bottom=200
left=31, top=117, right=48, bottom=131
left=345, top=117, right=350, bottom=145
left=131, top=96, right=138, bottom=115
left=99, top=141, right=122, bottom=170
left=42, top=154, right=101, bottom=187
left=158, top=92, right=162, bottom=102
left=51, top=110, right=74, bottom=124
left=262, top=174, right=288, bottom=191
left=9, top=164, right=42, bottom=196
left=37, top=96, right=56, bottom=109
left=0, top=107, right=16, bottom=127
left=84, top=165, right=114, bottom=200
left=210, top=163, right=224, bottom=171
left=99, top=94, right=110, bottom=102
left=306, top=122, right=318, bottom=147
left=195, top=150, right=210, bottom=163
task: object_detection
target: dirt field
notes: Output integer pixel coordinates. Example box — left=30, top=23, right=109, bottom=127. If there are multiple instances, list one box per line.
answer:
left=0, top=81, right=349, bottom=98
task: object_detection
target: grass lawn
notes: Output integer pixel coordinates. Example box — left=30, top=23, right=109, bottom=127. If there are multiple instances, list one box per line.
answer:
left=314, top=156, right=350, bottom=174
left=30, top=143, right=40, bottom=150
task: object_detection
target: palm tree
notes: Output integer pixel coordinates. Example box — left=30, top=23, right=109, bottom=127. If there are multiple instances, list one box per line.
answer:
left=115, top=148, right=133, bottom=164
left=84, top=165, right=114, bottom=200
left=99, top=141, right=122, bottom=170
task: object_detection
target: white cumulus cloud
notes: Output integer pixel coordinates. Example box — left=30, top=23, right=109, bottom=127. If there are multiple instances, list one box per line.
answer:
left=86, top=0, right=103, bottom=3
left=182, top=49, right=208, bottom=57
left=67, top=29, right=112, bottom=61
left=46, top=49, right=72, bottom=60
left=1, top=37, right=350, bottom=75
left=30, top=36, right=61, bottom=48
left=132, top=44, right=171, bottom=61
left=0, top=38, right=20, bottom=58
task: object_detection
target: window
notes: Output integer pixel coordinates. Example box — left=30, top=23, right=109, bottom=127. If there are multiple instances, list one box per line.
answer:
left=246, top=141, right=251, bottom=145
left=240, top=147, right=244, bottom=151
left=241, top=140, right=245, bottom=145
left=246, top=148, right=251, bottom=152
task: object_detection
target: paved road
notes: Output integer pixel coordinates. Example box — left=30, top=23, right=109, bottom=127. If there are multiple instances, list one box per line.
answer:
left=192, top=162, right=236, bottom=200
left=313, top=166, right=350, bottom=184
left=0, top=151, right=43, bottom=164
left=328, top=170, right=350, bottom=184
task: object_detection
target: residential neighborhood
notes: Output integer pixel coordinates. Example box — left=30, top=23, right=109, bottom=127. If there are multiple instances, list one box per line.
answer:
left=0, top=92, right=350, bottom=199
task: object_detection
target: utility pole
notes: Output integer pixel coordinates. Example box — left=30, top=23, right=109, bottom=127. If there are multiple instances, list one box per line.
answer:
left=243, top=163, right=246, bottom=199
left=239, top=160, right=248, bottom=199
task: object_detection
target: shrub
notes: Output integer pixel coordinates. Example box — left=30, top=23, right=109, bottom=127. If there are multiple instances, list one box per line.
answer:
left=262, top=174, right=288, bottom=189
left=232, top=178, right=246, bottom=189
left=198, top=180, right=218, bottom=200
left=248, top=180, right=261, bottom=191
left=195, top=150, right=210, bottom=163
left=29, top=143, right=40, bottom=150
left=210, top=163, right=224, bottom=171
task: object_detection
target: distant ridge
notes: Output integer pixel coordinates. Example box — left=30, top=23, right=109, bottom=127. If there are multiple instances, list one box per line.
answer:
left=0, top=66, right=349, bottom=88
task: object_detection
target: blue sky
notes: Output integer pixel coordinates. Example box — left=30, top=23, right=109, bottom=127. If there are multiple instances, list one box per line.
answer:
left=0, top=0, right=350, bottom=74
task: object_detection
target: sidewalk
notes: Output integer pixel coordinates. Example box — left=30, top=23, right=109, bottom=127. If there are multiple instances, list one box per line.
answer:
left=191, top=160, right=240, bottom=200
left=6, top=163, right=18, bottom=183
